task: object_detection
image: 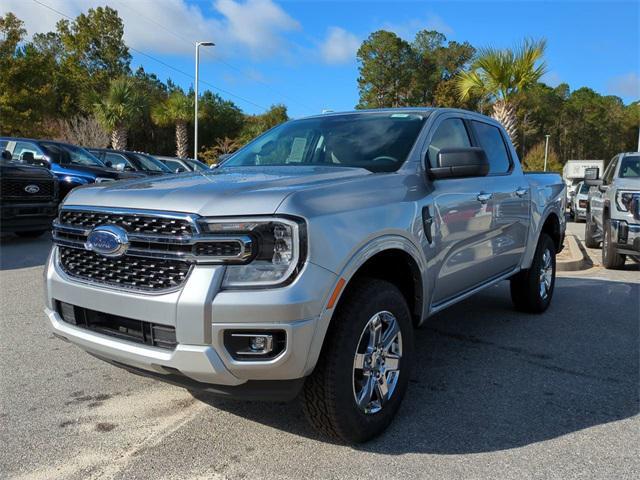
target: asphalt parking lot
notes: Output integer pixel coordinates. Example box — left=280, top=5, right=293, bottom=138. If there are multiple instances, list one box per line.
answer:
left=1, top=224, right=638, bottom=480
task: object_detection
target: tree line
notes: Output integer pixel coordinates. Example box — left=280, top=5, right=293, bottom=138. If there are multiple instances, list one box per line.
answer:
left=0, top=8, right=287, bottom=162
left=356, top=30, right=639, bottom=170
left=1, top=7, right=637, bottom=169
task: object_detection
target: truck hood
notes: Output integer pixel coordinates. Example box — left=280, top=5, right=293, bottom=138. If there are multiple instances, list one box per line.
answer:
left=63, top=166, right=371, bottom=216
left=615, top=178, right=640, bottom=191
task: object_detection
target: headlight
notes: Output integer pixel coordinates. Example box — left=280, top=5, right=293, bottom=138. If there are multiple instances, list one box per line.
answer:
left=615, top=191, right=636, bottom=212
left=198, top=217, right=306, bottom=288
left=62, top=176, right=89, bottom=185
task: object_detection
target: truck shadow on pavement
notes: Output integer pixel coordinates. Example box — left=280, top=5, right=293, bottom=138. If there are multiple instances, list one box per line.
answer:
left=194, top=277, right=639, bottom=453
left=0, top=234, right=52, bottom=270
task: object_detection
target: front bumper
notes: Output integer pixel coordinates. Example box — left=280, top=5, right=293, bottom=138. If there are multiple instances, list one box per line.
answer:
left=611, top=219, right=640, bottom=255
left=44, top=248, right=338, bottom=390
left=0, top=201, right=58, bottom=232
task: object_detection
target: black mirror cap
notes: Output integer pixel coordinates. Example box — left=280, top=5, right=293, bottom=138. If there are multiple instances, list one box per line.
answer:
left=584, top=178, right=603, bottom=187
left=429, top=147, right=490, bottom=180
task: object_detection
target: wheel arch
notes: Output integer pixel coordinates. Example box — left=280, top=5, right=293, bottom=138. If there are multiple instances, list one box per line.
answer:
left=303, top=236, right=427, bottom=375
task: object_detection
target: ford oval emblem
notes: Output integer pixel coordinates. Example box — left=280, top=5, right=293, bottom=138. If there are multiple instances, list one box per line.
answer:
left=24, top=184, right=40, bottom=194
left=85, top=225, right=129, bottom=257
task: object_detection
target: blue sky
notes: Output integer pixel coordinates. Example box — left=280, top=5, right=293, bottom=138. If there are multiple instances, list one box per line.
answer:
left=6, top=0, right=640, bottom=117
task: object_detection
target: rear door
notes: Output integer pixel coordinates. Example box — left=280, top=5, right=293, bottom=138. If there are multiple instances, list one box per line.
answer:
left=469, top=120, right=529, bottom=274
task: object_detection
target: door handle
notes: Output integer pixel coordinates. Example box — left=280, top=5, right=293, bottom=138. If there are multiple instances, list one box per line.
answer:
left=515, top=187, right=528, bottom=197
left=477, top=192, right=492, bottom=204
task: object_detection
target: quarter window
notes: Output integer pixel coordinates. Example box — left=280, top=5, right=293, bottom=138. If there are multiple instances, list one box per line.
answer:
left=427, top=118, right=471, bottom=167
left=472, top=122, right=511, bottom=174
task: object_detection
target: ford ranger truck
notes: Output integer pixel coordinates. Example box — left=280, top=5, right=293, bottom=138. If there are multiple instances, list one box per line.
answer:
left=44, top=109, right=566, bottom=443
left=585, top=152, right=640, bottom=268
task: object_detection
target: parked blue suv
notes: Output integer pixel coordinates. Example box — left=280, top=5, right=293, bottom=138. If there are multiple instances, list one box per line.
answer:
left=0, top=138, right=144, bottom=199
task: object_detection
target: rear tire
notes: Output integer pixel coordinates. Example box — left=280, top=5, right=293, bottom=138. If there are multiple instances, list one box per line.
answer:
left=584, top=212, right=599, bottom=248
left=15, top=230, right=47, bottom=238
left=602, top=218, right=626, bottom=269
left=510, top=233, right=556, bottom=313
left=302, top=278, right=414, bottom=443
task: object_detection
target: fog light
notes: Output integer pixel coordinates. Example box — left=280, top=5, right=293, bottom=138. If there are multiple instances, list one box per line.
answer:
left=58, top=301, right=77, bottom=325
left=224, top=330, right=286, bottom=360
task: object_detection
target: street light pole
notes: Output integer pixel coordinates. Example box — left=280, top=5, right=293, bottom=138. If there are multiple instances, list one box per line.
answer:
left=194, top=41, right=214, bottom=160
left=543, top=134, right=550, bottom=171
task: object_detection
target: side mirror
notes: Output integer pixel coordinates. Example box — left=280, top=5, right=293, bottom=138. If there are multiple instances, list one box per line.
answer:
left=21, top=151, right=35, bottom=163
left=429, top=147, right=490, bottom=180
left=105, top=160, right=113, bottom=167
left=1, top=150, right=11, bottom=160
left=598, top=184, right=608, bottom=193
left=584, top=167, right=599, bottom=180
left=584, top=178, right=603, bottom=187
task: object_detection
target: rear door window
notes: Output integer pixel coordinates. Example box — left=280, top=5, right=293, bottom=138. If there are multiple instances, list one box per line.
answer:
left=471, top=121, right=511, bottom=174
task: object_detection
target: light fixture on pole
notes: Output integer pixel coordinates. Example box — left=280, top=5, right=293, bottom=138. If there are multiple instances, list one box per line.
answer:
left=194, top=41, right=214, bottom=160
left=543, top=134, right=550, bottom=172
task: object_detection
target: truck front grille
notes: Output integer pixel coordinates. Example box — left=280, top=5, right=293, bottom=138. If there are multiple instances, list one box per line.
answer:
left=52, top=207, right=253, bottom=293
left=1, top=178, right=55, bottom=201
left=58, top=246, right=192, bottom=291
left=59, top=210, right=195, bottom=236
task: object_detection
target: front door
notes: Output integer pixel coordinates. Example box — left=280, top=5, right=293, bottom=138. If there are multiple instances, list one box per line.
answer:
left=420, top=115, right=499, bottom=305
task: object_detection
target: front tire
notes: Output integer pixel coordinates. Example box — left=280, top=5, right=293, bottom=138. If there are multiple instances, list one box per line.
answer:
left=584, top=212, right=599, bottom=248
left=510, top=233, right=556, bottom=313
left=602, top=218, right=626, bottom=269
left=302, top=278, right=414, bottom=443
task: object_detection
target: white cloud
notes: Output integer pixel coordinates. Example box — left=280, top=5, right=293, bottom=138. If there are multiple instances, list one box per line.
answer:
left=383, top=13, right=454, bottom=41
left=1, top=0, right=300, bottom=59
left=319, top=27, right=359, bottom=65
left=607, top=72, right=640, bottom=99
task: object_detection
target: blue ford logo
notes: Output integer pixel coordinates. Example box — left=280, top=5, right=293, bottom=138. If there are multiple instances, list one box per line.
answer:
left=85, top=225, right=129, bottom=257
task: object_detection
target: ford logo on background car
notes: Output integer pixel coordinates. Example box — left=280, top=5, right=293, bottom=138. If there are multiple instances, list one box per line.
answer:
left=24, top=184, right=40, bottom=194
left=84, top=225, right=129, bottom=257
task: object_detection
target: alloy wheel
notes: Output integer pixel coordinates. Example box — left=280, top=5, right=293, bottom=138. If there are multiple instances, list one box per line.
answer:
left=352, top=311, right=402, bottom=414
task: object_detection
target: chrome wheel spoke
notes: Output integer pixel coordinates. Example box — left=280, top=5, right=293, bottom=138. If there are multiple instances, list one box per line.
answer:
left=357, top=374, right=376, bottom=410
left=368, top=316, right=382, bottom=349
left=384, top=354, right=400, bottom=371
left=353, top=353, right=366, bottom=370
left=381, top=317, right=400, bottom=352
left=376, top=374, right=389, bottom=402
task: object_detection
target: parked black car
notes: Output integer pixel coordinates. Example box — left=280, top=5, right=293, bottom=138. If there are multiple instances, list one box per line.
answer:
left=0, top=138, right=144, bottom=199
left=88, top=148, right=173, bottom=176
left=155, top=155, right=209, bottom=173
left=0, top=151, right=59, bottom=237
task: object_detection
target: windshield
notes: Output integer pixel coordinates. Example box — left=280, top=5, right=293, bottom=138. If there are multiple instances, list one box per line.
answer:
left=131, top=153, right=171, bottom=173
left=186, top=159, right=208, bottom=171
left=619, top=156, right=640, bottom=178
left=223, top=112, right=429, bottom=173
left=41, top=142, right=105, bottom=167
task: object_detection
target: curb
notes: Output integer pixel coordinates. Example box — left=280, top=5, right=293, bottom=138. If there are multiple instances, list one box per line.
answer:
left=557, top=235, right=591, bottom=272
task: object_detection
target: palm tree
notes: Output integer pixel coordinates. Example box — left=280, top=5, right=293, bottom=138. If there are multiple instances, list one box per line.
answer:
left=456, top=39, right=547, bottom=147
left=94, top=77, right=142, bottom=150
left=152, top=90, right=193, bottom=158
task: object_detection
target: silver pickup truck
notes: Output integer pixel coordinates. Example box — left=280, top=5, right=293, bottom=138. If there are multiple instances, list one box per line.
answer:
left=585, top=152, right=640, bottom=268
left=44, top=108, right=566, bottom=442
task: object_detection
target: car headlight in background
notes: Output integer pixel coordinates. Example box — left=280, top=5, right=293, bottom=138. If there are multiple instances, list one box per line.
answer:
left=615, top=191, right=637, bottom=212
left=198, top=217, right=306, bottom=288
